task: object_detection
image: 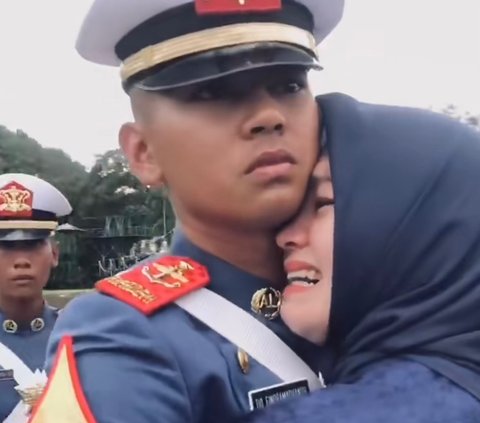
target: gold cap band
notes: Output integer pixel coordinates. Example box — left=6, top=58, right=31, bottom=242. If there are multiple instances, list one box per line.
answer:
left=121, top=22, right=317, bottom=82
left=0, top=220, right=58, bottom=230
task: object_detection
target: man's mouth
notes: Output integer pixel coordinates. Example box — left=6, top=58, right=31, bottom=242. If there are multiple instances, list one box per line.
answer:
left=245, top=149, right=295, bottom=174
left=11, top=275, right=35, bottom=284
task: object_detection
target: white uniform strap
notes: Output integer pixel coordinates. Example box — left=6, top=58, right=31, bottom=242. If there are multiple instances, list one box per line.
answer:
left=0, top=342, right=34, bottom=386
left=4, top=402, right=29, bottom=423
left=0, top=342, right=34, bottom=423
left=175, top=288, right=324, bottom=391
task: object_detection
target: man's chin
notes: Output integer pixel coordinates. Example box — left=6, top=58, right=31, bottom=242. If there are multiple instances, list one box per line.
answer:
left=6, top=289, right=41, bottom=302
left=258, top=196, right=302, bottom=224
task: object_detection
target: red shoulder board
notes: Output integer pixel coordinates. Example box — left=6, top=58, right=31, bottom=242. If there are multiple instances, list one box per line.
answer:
left=95, top=256, right=210, bottom=315
left=195, top=0, right=281, bottom=15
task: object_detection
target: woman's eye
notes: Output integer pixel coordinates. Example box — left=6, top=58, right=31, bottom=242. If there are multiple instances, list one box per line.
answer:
left=315, top=197, right=334, bottom=211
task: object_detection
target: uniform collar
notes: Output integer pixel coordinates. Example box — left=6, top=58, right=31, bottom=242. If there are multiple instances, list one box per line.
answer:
left=0, top=304, right=57, bottom=334
left=170, top=230, right=271, bottom=312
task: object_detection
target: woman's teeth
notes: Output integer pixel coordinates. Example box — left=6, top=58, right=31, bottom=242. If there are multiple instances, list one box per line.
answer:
left=286, top=270, right=320, bottom=285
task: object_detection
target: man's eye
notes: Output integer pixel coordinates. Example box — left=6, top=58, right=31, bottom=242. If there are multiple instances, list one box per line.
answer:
left=190, top=85, right=227, bottom=101
left=191, top=88, right=216, bottom=101
left=284, top=81, right=303, bottom=93
left=269, top=79, right=306, bottom=95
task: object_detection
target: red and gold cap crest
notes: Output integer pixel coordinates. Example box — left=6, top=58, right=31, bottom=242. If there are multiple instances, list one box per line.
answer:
left=195, top=0, right=282, bottom=15
left=0, top=181, right=33, bottom=218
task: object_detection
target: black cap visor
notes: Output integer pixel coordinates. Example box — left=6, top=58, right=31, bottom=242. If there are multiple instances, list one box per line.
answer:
left=126, top=42, right=321, bottom=92
left=0, top=229, right=53, bottom=242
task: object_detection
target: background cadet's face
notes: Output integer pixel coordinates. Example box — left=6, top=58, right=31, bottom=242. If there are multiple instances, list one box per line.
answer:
left=0, top=239, right=58, bottom=301
left=130, top=67, right=319, bottom=230
left=276, top=156, right=334, bottom=345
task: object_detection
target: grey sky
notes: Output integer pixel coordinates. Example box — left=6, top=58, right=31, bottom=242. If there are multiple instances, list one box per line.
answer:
left=0, top=0, right=479, bottom=167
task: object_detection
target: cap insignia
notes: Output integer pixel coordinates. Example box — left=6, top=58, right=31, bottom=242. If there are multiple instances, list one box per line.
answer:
left=0, top=182, right=33, bottom=218
left=195, top=0, right=282, bottom=15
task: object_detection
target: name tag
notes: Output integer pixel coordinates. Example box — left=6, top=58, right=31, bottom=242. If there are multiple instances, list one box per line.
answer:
left=0, top=368, right=14, bottom=381
left=248, top=379, right=310, bottom=410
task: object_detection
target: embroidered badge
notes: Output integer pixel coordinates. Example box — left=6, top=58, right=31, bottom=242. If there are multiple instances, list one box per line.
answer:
left=248, top=379, right=309, bottom=410
left=195, top=0, right=282, bottom=15
left=141, top=260, right=194, bottom=288
left=96, top=256, right=210, bottom=314
left=103, top=277, right=157, bottom=304
left=0, top=181, right=33, bottom=218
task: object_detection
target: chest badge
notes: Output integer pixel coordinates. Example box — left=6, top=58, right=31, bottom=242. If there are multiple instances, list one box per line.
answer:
left=248, top=379, right=310, bottom=410
left=251, top=287, right=282, bottom=320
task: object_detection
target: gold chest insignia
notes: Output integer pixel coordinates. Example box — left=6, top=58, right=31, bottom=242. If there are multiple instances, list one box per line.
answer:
left=251, top=287, right=282, bottom=320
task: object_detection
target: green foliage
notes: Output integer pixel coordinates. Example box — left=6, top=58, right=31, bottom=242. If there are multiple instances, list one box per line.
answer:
left=0, top=126, right=87, bottom=207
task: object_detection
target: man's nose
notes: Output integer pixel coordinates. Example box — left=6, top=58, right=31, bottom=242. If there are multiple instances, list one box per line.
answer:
left=13, top=256, right=32, bottom=269
left=240, top=90, right=286, bottom=139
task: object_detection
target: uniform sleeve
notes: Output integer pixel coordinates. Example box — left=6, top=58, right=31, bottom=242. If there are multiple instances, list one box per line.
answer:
left=33, top=293, right=193, bottom=423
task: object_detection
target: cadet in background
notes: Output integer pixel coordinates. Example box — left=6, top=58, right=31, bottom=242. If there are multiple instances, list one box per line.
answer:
left=0, top=173, right=71, bottom=423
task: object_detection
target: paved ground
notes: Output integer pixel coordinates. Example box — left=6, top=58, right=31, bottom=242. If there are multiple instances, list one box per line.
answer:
left=44, top=289, right=90, bottom=308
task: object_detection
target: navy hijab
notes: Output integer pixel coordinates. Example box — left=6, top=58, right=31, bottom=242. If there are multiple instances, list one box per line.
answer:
left=319, top=93, right=480, bottom=400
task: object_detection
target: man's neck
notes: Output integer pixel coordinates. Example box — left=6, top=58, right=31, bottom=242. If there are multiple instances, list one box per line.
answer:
left=181, top=223, right=285, bottom=286
left=0, top=296, right=44, bottom=324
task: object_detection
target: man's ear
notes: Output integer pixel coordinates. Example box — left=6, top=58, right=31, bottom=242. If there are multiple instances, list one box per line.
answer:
left=50, top=239, right=59, bottom=269
left=119, top=122, right=165, bottom=187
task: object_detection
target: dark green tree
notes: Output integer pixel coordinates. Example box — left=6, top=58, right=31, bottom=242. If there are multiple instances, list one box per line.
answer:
left=0, top=126, right=88, bottom=207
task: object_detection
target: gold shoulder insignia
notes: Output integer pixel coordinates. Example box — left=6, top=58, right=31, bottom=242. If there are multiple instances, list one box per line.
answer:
left=95, top=256, right=210, bottom=315
left=28, top=337, right=96, bottom=423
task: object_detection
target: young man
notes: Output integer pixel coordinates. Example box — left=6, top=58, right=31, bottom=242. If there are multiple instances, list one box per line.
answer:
left=0, top=173, right=71, bottom=423
left=30, top=1, right=343, bottom=422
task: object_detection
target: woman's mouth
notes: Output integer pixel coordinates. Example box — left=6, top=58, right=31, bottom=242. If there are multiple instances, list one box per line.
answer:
left=287, top=270, right=320, bottom=286
left=283, top=270, right=320, bottom=298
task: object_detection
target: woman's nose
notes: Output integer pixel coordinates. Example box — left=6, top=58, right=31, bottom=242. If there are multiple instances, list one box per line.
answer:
left=276, top=215, right=310, bottom=253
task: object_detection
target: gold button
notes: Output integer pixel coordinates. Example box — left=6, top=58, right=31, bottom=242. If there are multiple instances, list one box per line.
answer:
left=31, top=318, right=45, bottom=332
left=3, top=319, right=18, bottom=333
left=237, top=349, right=250, bottom=374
